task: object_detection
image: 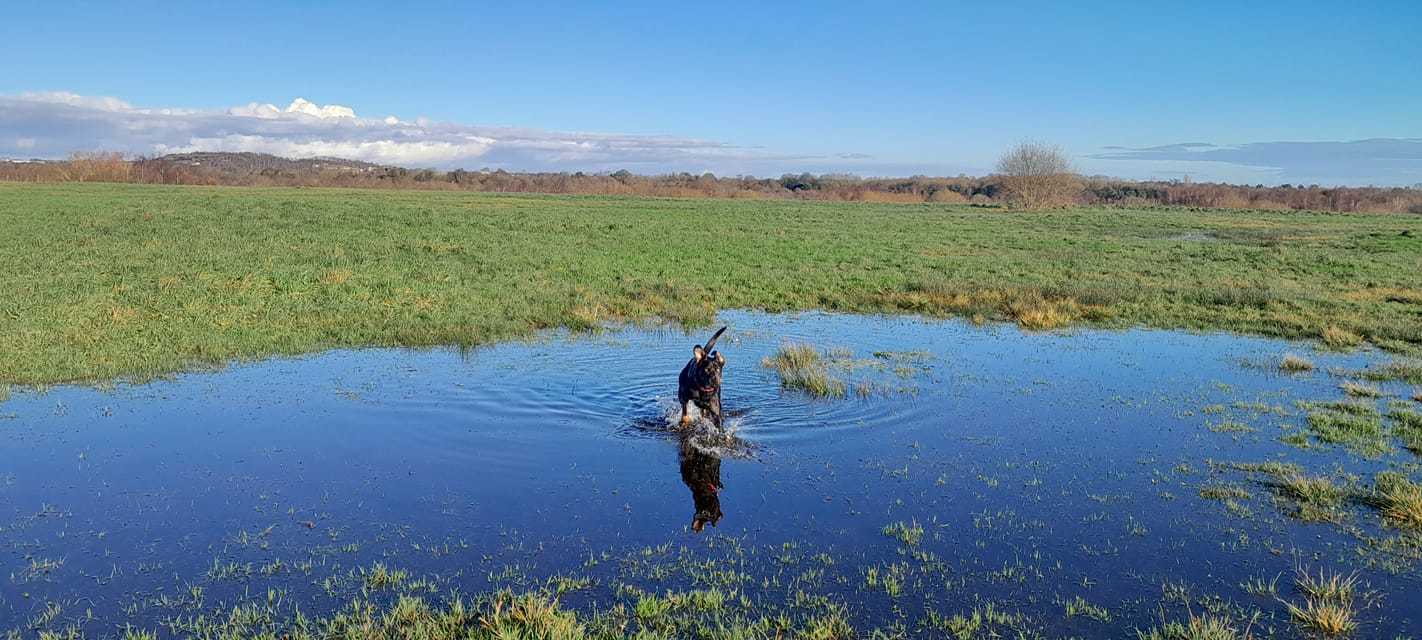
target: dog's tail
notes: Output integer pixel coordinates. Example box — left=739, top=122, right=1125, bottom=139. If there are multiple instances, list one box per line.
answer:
left=703, top=326, right=727, bottom=353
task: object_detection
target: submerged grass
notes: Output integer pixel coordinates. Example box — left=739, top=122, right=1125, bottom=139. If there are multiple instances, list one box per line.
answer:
left=1357, top=360, right=1422, bottom=385
left=1389, top=404, right=1422, bottom=454
left=1278, top=354, right=1314, bottom=373
left=1275, top=473, right=1349, bottom=522
left=762, top=344, right=846, bottom=398
left=1303, top=401, right=1390, bottom=458
left=3, top=183, right=1421, bottom=385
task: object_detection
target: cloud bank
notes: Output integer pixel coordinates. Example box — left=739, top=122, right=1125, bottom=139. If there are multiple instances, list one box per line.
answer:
left=0, top=92, right=880, bottom=175
left=1088, top=139, right=1422, bottom=186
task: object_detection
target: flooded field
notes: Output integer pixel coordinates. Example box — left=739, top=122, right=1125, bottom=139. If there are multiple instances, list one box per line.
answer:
left=2, top=311, right=1419, bottom=637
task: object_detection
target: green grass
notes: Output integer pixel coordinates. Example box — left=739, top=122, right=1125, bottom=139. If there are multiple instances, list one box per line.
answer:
left=762, top=344, right=847, bottom=398
left=1135, top=612, right=1247, bottom=640
left=882, top=520, right=925, bottom=546
left=1372, top=472, right=1422, bottom=531
left=1357, top=360, right=1422, bottom=385
left=1303, top=402, right=1390, bottom=458
left=3, top=182, right=1421, bottom=385
left=1389, top=405, right=1422, bottom=455
left=1273, top=472, right=1349, bottom=522
left=1286, top=568, right=1362, bottom=637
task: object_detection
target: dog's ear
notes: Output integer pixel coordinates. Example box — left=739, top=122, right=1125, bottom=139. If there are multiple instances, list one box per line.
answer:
left=715, top=351, right=725, bottom=365
left=693, top=345, right=705, bottom=362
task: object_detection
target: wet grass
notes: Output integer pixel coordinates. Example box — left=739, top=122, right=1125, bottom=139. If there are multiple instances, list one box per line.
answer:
left=1356, top=360, right=1422, bottom=385
left=1371, top=472, right=1422, bottom=531
left=1338, top=381, right=1380, bottom=398
left=1285, top=568, right=1362, bottom=637
left=1389, top=405, right=1422, bottom=454
left=1136, top=611, right=1251, bottom=640
left=1278, top=354, right=1314, bottom=373
left=762, top=344, right=846, bottom=398
left=1302, top=401, right=1390, bottom=458
left=1274, top=472, right=1349, bottom=522
left=3, top=182, right=1421, bottom=385
left=881, top=520, right=925, bottom=546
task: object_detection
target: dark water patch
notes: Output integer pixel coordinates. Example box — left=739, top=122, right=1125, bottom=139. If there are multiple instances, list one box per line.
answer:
left=1, top=311, right=1419, bottom=636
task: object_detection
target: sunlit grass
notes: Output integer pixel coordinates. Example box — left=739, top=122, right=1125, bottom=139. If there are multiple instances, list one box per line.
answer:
left=1286, top=568, right=1362, bottom=638
left=1371, top=472, right=1422, bottom=531
left=1136, top=611, right=1250, bottom=640
left=2, top=182, right=1420, bottom=385
left=762, top=344, right=846, bottom=398
left=1279, top=354, right=1314, bottom=372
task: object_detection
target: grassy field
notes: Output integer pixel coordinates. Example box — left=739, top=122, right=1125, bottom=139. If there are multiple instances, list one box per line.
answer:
left=2, top=182, right=1420, bottom=385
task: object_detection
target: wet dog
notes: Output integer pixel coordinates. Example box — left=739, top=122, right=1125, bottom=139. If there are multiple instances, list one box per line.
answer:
left=678, top=326, right=727, bottom=427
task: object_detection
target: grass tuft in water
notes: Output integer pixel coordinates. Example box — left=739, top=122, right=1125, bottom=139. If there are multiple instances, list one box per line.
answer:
left=1389, top=405, right=1422, bottom=454
left=1371, top=472, right=1422, bottom=531
left=1278, top=354, right=1314, bottom=372
left=762, top=344, right=846, bottom=398
left=1285, top=568, right=1361, bottom=638
left=1062, top=595, right=1111, bottom=622
left=1273, top=473, right=1348, bottom=522
left=881, top=520, right=924, bottom=546
left=1135, top=611, right=1249, bottom=640
left=1303, top=402, right=1390, bottom=458
left=1339, top=381, right=1381, bottom=398
left=1356, top=360, right=1422, bottom=385
left=361, top=563, right=409, bottom=591
left=1199, top=484, right=1251, bottom=501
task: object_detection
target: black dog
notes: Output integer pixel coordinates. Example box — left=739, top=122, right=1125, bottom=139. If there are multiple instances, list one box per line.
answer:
left=678, top=326, right=727, bottom=427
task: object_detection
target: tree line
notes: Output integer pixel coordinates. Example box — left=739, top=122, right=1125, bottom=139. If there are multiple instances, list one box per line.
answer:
left=3, top=150, right=1420, bottom=214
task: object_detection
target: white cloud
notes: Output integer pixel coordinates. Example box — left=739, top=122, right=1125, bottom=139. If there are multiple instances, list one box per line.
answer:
left=15, top=137, right=35, bottom=149
left=0, top=91, right=901, bottom=175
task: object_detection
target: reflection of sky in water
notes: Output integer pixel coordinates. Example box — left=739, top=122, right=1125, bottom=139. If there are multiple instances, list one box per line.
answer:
left=1, top=311, right=1417, bottom=635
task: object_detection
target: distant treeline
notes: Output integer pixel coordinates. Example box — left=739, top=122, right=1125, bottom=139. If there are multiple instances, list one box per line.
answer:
left=4, top=151, right=1421, bottom=214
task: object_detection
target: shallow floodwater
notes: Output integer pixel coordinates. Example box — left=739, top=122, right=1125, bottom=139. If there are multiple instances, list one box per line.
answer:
left=2, top=311, right=1419, bottom=636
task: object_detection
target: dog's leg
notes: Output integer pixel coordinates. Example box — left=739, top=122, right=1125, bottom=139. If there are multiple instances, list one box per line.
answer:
left=680, top=400, right=693, bottom=427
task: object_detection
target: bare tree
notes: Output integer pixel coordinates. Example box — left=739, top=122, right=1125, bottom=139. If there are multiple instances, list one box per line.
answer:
left=994, top=142, right=1080, bottom=209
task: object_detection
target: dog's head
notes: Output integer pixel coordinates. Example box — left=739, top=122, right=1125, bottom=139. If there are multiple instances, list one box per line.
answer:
left=691, top=345, right=726, bottom=382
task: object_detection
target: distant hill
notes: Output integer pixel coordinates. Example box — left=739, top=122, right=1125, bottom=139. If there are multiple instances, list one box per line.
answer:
left=152, top=152, right=391, bottom=175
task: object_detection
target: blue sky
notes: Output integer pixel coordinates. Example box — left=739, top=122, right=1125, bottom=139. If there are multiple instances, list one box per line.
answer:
left=3, top=1, right=1421, bottom=184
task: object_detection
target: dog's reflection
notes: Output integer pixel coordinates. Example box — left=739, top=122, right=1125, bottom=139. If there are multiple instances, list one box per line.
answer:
left=677, top=431, right=724, bottom=532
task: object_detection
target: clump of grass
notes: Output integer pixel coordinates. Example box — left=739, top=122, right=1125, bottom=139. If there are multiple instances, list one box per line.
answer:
left=1339, top=381, right=1381, bottom=398
left=1062, top=595, right=1111, bottom=622
left=1389, top=405, right=1422, bottom=454
left=1209, top=420, right=1254, bottom=434
left=1285, top=568, right=1361, bottom=637
left=1136, top=611, right=1248, bottom=640
left=762, top=344, right=846, bottom=398
left=1274, top=472, right=1348, bottom=522
left=361, top=563, right=408, bottom=591
left=1279, top=354, right=1314, bottom=372
left=1280, top=431, right=1312, bottom=449
left=1320, top=325, right=1363, bottom=350
left=1240, top=573, right=1279, bottom=597
left=881, top=520, right=924, bottom=546
left=1356, top=360, right=1422, bottom=385
left=1199, top=484, right=1251, bottom=501
left=1304, top=402, right=1390, bottom=458
left=1371, top=472, right=1422, bottom=531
